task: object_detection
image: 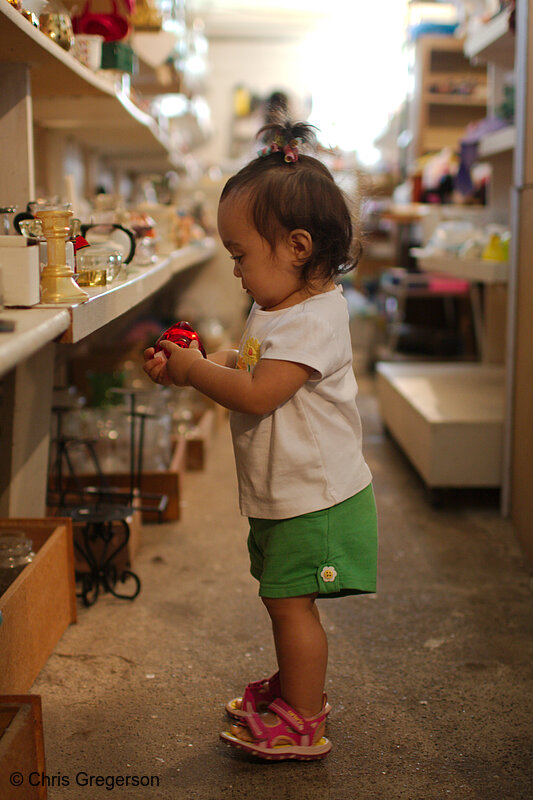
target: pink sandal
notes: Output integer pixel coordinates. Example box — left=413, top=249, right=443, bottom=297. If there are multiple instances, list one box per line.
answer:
left=225, top=672, right=281, bottom=720
left=220, top=697, right=332, bottom=761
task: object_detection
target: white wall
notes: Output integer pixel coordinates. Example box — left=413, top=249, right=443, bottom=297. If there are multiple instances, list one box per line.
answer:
left=196, top=36, right=313, bottom=166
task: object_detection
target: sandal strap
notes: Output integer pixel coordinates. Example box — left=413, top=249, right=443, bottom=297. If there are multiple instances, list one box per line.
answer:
left=244, top=697, right=330, bottom=748
left=240, top=671, right=280, bottom=713
left=269, top=698, right=331, bottom=732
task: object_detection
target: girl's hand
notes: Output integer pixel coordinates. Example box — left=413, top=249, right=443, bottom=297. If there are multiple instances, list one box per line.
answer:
left=143, top=346, right=173, bottom=386
left=155, top=340, right=203, bottom=386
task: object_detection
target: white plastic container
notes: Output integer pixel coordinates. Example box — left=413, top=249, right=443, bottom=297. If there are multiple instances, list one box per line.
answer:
left=0, top=237, right=40, bottom=306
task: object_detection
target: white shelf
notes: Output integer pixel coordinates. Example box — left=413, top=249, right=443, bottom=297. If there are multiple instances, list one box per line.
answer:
left=0, top=3, right=172, bottom=160
left=0, top=307, right=70, bottom=379
left=478, top=125, right=516, bottom=158
left=376, top=362, right=505, bottom=487
left=56, top=238, right=216, bottom=343
left=464, top=9, right=515, bottom=70
left=0, top=239, right=215, bottom=377
left=411, top=249, right=509, bottom=284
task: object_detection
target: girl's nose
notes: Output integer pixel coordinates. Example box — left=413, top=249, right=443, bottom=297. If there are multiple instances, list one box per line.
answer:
left=233, top=263, right=241, bottom=278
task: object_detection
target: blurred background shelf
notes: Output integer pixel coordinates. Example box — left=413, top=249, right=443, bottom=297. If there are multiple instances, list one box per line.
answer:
left=0, top=2, right=173, bottom=166
left=411, top=250, right=509, bottom=284
left=464, top=8, right=515, bottom=69
left=376, top=361, right=505, bottom=490
left=478, top=125, right=516, bottom=157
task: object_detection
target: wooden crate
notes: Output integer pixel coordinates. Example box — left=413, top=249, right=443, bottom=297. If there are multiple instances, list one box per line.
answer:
left=184, top=408, right=215, bottom=470
left=0, top=695, right=47, bottom=799
left=49, top=437, right=186, bottom=524
left=0, top=519, right=77, bottom=694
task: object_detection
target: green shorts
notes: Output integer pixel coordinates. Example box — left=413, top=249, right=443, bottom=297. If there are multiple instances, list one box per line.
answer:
left=247, top=483, right=377, bottom=599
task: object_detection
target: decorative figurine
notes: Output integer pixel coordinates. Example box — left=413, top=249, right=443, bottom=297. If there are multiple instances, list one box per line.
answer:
left=154, top=321, right=207, bottom=358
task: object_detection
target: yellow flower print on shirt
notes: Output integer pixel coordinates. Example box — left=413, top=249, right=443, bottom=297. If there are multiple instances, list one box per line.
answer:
left=238, top=337, right=261, bottom=372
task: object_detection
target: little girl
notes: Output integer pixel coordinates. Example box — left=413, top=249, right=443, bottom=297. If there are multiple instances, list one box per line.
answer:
left=143, top=120, right=378, bottom=761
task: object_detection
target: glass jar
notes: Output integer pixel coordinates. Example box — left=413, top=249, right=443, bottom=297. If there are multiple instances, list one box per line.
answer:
left=0, top=530, right=35, bottom=596
left=77, top=244, right=124, bottom=282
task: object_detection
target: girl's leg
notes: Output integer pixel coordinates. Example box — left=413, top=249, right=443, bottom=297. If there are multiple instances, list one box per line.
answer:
left=230, top=593, right=328, bottom=743
left=265, top=593, right=327, bottom=717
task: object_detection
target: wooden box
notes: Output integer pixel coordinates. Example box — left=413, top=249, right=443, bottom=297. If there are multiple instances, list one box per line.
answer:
left=0, top=519, right=77, bottom=694
left=184, top=408, right=215, bottom=470
left=50, top=437, right=186, bottom=523
left=0, top=695, right=46, bottom=799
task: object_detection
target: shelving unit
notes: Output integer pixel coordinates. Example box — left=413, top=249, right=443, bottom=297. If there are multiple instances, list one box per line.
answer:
left=409, top=34, right=487, bottom=158
left=0, top=7, right=217, bottom=519
left=0, top=239, right=215, bottom=375
left=377, top=13, right=519, bottom=498
left=0, top=2, right=172, bottom=164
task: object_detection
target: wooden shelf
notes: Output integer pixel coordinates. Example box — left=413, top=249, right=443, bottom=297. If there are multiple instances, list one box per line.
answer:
left=478, top=125, right=516, bottom=158
left=411, top=249, right=509, bottom=284
left=0, top=238, right=215, bottom=376
left=424, top=92, right=487, bottom=107
left=464, top=9, right=515, bottom=70
left=0, top=3, right=172, bottom=159
left=376, top=361, right=505, bottom=488
left=410, top=35, right=488, bottom=158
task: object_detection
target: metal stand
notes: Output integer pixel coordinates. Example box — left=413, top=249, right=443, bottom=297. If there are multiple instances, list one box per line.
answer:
left=70, top=505, right=141, bottom=607
left=108, top=387, right=168, bottom=521
left=49, top=397, right=143, bottom=606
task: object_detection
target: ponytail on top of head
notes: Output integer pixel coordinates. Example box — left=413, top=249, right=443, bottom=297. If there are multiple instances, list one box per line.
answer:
left=220, top=118, right=363, bottom=284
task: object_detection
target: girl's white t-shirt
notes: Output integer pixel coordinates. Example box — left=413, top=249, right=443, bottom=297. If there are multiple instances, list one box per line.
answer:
left=229, top=285, right=372, bottom=519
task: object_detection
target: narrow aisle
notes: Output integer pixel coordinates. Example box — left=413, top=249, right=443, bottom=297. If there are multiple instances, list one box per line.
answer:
left=34, top=379, right=533, bottom=800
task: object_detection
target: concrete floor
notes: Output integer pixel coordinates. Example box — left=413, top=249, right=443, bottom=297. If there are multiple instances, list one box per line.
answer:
left=34, top=377, right=533, bottom=800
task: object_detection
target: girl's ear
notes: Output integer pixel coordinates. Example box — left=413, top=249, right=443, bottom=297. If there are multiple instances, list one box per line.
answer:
left=288, top=229, right=312, bottom=264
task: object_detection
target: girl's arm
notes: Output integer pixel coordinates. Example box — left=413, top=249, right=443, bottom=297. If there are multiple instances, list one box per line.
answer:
left=143, top=346, right=237, bottom=383
left=206, top=349, right=239, bottom=368
left=143, top=342, right=311, bottom=415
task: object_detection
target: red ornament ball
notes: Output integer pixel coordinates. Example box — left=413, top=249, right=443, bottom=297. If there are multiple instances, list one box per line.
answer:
left=154, top=321, right=207, bottom=358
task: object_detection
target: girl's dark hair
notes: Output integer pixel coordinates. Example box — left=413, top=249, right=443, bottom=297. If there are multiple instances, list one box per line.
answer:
left=220, top=120, right=363, bottom=284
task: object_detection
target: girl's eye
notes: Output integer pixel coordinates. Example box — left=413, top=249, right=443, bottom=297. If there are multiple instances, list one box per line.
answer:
left=231, top=255, right=243, bottom=264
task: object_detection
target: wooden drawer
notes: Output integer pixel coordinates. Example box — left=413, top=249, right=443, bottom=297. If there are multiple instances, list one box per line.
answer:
left=0, top=695, right=47, bottom=799
left=0, top=519, right=76, bottom=694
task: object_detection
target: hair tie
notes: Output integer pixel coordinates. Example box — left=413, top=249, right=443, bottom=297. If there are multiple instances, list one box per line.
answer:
left=258, top=135, right=301, bottom=163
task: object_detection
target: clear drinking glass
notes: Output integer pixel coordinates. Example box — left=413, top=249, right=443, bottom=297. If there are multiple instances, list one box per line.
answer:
left=0, top=530, right=35, bottom=595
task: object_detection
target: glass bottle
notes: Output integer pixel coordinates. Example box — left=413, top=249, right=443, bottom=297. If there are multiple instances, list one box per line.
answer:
left=0, top=530, right=35, bottom=596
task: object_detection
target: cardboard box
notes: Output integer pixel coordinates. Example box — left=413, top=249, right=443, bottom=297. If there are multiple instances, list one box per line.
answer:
left=0, top=695, right=46, bottom=799
left=0, top=520, right=77, bottom=694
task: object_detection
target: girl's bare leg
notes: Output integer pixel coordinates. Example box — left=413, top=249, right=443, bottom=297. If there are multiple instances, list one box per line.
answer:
left=230, top=594, right=328, bottom=743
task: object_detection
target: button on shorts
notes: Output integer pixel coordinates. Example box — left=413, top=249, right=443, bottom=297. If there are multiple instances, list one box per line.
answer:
left=247, top=483, right=377, bottom=599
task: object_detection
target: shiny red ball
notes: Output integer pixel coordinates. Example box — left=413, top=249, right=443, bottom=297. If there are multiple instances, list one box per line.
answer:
left=154, top=321, right=207, bottom=358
